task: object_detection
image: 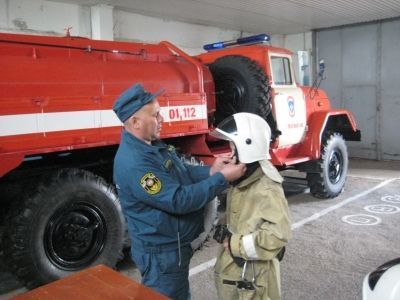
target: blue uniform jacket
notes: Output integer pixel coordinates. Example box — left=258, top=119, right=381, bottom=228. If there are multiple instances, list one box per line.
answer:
left=114, top=129, right=228, bottom=250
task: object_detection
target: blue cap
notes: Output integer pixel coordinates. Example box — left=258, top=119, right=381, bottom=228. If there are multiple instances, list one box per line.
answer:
left=113, top=83, right=164, bottom=122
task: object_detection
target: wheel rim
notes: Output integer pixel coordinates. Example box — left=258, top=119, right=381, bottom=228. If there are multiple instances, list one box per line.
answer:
left=217, top=75, right=245, bottom=116
left=44, top=202, right=106, bottom=270
left=328, top=149, right=343, bottom=184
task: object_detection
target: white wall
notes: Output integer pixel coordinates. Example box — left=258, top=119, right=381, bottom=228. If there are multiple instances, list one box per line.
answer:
left=113, top=10, right=251, bottom=55
left=0, top=0, right=310, bottom=57
left=0, top=0, right=250, bottom=54
left=272, top=32, right=312, bottom=51
left=0, top=0, right=91, bottom=36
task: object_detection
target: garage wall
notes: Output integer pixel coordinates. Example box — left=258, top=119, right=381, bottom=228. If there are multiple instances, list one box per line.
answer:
left=0, top=0, right=91, bottom=36
left=113, top=10, right=247, bottom=55
left=316, top=19, right=400, bottom=161
left=0, top=0, right=309, bottom=56
left=0, top=0, right=251, bottom=55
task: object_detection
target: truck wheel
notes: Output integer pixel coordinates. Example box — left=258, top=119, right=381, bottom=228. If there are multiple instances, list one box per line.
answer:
left=306, top=133, right=348, bottom=198
left=209, top=55, right=272, bottom=125
left=180, top=155, right=218, bottom=250
left=3, top=168, right=125, bottom=289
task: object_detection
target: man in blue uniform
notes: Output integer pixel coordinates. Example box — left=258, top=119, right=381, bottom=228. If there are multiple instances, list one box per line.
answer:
left=113, top=83, right=246, bottom=300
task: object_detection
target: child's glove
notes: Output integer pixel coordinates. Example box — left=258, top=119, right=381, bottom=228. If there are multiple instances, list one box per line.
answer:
left=213, top=224, right=231, bottom=243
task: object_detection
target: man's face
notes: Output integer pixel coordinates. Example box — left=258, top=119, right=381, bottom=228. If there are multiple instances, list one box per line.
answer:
left=131, top=99, right=164, bottom=143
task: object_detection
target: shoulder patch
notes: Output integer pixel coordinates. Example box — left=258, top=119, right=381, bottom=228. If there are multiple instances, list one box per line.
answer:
left=140, top=172, right=162, bottom=195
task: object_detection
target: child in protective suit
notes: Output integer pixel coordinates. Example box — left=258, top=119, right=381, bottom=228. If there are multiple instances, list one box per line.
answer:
left=211, top=113, right=292, bottom=300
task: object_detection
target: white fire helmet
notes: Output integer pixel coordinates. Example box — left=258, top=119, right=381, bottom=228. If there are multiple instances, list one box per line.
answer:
left=362, top=258, right=400, bottom=300
left=210, top=112, right=271, bottom=164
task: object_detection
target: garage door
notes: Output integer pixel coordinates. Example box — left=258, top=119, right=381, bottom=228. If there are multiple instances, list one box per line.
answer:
left=315, top=19, right=400, bottom=160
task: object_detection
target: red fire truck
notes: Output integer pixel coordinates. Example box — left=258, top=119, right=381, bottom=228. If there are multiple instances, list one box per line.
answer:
left=0, top=32, right=360, bottom=288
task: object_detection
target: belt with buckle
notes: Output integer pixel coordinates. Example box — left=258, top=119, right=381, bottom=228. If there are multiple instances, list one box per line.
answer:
left=222, top=279, right=255, bottom=290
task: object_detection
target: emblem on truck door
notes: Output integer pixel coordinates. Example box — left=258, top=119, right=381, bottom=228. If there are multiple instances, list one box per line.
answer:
left=287, top=96, right=295, bottom=117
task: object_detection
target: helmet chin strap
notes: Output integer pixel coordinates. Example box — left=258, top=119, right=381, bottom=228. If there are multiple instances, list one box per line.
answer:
left=233, top=147, right=239, bottom=165
left=231, top=161, right=259, bottom=186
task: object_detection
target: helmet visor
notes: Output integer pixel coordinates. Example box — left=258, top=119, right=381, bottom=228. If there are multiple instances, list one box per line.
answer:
left=210, top=115, right=238, bottom=141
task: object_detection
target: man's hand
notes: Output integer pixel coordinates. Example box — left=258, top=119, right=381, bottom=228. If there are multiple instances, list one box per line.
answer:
left=219, top=163, right=246, bottom=182
left=210, top=156, right=235, bottom=176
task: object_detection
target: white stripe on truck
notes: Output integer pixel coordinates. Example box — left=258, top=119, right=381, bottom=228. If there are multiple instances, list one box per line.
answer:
left=0, top=104, right=207, bottom=137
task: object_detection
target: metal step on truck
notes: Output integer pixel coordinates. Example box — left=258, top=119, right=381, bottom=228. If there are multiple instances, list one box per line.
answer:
left=0, top=32, right=360, bottom=289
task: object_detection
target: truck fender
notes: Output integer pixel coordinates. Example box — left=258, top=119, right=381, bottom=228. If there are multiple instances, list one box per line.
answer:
left=303, top=110, right=360, bottom=160
left=0, top=153, right=25, bottom=177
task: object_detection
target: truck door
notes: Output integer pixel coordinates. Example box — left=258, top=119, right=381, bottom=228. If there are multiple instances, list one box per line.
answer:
left=269, top=54, right=306, bottom=147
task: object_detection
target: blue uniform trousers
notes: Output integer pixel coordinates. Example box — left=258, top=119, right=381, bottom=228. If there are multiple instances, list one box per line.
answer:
left=132, top=244, right=193, bottom=300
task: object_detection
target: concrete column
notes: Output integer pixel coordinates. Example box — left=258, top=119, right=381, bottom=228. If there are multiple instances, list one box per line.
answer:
left=91, top=4, right=113, bottom=40
left=0, top=0, right=8, bottom=29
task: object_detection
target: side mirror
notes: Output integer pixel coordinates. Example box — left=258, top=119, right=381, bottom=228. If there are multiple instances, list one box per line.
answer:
left=309, top=59, right=326, bottom=99
left=318, top=59, right=325, bottom=77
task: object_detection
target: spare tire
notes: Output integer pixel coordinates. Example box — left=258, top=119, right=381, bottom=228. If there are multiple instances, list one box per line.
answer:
left=209, top=55, right=273, bottom=126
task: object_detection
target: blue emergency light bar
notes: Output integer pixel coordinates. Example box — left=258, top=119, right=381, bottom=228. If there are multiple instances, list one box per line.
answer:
left=203, top=33, right=270, bottom=51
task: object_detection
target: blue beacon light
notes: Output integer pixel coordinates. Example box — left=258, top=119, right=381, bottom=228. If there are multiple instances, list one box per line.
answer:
left=203, top=33, right=270, bottom=51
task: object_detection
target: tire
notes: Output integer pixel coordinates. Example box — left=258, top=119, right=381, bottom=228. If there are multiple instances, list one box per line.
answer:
left=209, top=55, right=275, bottom=130
left=180, top=155, right=218, bottom=250
left=306, top=133, right=348, bottom=198
left=3, top=168, right=125, bottom=289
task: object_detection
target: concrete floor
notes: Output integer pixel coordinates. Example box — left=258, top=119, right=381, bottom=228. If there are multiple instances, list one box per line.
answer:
left=1, top=158, right=399, bottom=299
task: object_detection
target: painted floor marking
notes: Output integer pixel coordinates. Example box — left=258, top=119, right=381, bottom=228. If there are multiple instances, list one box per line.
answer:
left=189, top=178, right=398, bottom=277
left=291, top=178, right=396, bottom=230
left=381, top=194, right=400, bottom=204
left=364, top=204, right=400, bottom=214
left=341, top=214, right=381, bottom=225
left=189, top=258, right=217, bottom=277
